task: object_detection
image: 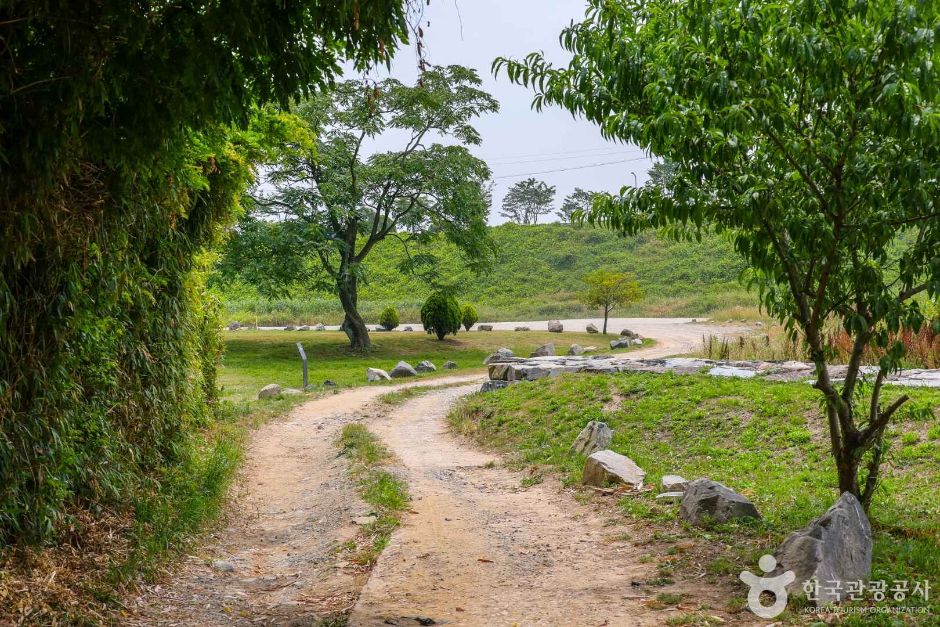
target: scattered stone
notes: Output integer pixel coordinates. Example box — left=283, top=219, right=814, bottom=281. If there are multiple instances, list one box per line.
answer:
left=772, top=492, right=872, bottom=603
left=416, top=360, right=437, bottom=373
left=547, top=320, right=564, bottom=333
left=567, top=344, right=585, bottom=356
left=258, top=383, right=282, bottom=399
left=402, top=326, right=414, bottom=332
left=582, top=450, right=645, bottom=488
left=297, top=325, right=310, bottom=331
left=281, top=388, right=304, bottom=396
left=655, top=492, right=685, bottom=504
left=367, top=368, right=391, bottom=382
left=632, top=338, right=643, bottom=345
left=352, top=515, right=378, bottom=526
left=662, top=475, right=689, bottom=492
left=390, top=361, right=418, bottom=377
left=755, top=321, right=764, bottom=327
left=480, top=380, right=511, bottom=393
left=620, top=329, right=636, bottom=337
left=609, top=338, right=632, bottom=349
left=586, top=323, right=599, bottom=334
left=323, top=380, right=337, bottom=387
left=212, top=559, right=236, bottom=573
left=679, top=479, right=761, bottom=526
left=514, top=326, right=530, bottom=332
left=583, top=346, right=598, bottom=352
left=570, top=421, right=613, bottom=455
left=477, top=324, right=494, bottom=331
left=530, top=343, right=555, bottom=357
left=227, top=322, right=241, bottom=331
left=483, top=347, right=514, bottom=365
left=443, top=360, right=458, bottom=370
left=313, top=323, right=326, bottom=331
left=284, top=325, right=296, bottom=331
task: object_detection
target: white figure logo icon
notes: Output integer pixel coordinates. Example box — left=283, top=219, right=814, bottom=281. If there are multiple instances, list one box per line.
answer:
left=739, top=555, right=796, bottom=618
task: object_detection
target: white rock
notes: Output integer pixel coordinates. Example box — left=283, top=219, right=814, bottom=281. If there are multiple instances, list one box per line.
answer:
left=582, top=450, right=645, bottom=488
left=366, top=368, right=391, bottom=382
left=662, top=475, right=689, bottom=492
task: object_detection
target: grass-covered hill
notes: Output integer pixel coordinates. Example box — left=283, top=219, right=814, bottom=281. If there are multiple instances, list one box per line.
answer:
left=220, top=223, right=755, bottom=325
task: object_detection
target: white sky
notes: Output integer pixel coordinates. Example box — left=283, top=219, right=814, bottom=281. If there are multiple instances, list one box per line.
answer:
left=352, top=0, right=654, bottom=224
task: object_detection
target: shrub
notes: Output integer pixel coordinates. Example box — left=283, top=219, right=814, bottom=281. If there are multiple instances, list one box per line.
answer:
left=461, top=304, right=479, bottom=331
left=379, top=306, right=400, bottom=331
left=420, top=291, right=462, bottom=340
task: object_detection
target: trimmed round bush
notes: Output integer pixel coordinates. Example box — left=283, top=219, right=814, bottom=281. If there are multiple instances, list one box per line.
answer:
left=420, top=291, right=462, bottom=340
left=379, top=305, right=400, bottom=331
left=461, top=304, right=479, bottom=331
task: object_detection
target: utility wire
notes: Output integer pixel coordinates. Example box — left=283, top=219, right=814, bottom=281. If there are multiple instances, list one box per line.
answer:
left=487, top=149, right=645, bottom=166
left=482, top=144, right=644, bottom=162
left=492, top=155, right=651, bottom=180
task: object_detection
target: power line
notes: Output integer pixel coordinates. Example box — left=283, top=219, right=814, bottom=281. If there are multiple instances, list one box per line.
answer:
left=482, top=145, right=643, bottom=162
left=492, top=155, right=652, bottom=180
left=487, top=149, right=645, bottom=166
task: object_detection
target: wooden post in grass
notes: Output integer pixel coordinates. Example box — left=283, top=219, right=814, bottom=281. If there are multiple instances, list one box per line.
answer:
left=296, top=342, right=308, bottom=389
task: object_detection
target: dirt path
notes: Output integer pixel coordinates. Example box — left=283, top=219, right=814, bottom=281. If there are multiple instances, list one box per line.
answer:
left=349, top=386, right=739, bottom=627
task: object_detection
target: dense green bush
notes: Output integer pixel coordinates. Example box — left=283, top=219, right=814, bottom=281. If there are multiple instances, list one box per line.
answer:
left=461, top=304, right=479, bottom=331
left=420, top=292, right=463, bottom=340
left=379, top=306, right=400, bottom=331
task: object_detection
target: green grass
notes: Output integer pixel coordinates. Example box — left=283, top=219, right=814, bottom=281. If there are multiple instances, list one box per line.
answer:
left=450, top=372, right=940, bottom=623
left=338, top=424, right=410, bottom=566
left=218, top=223, right=755, bottom=324
left=220, top=329, right=651, bottom=401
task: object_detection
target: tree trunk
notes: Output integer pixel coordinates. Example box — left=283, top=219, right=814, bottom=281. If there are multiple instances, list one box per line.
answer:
left=602, top=306, right=609, bottom=335
left=337, top=273, right=370, bottom=351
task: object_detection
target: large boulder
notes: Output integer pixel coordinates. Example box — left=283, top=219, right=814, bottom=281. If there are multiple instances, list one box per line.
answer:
left=530, top=343, right=555, bottom=357
left=679, top=479, right=761, bottom=526
left=620, top=329, right=636, bottom=337
left=483, top=347, right=514, bottom=365
left=567, top=344, right=586, bottom=356
left=586, top=323, right=599, bottom=334
left=772, top=492, right=872, bottom=603
left=258, top=383, right=282, bottom=399
left=570, top=421, right=614, bottom=456
left=547, top=320, right=564, bottom=333
left=390, top=361, right=418, bottom=378
left=583, top=450, right=645, bottom=488
left=609, top=338, right=632, bottom=349
left=477, top=324, right=494, bottom=331
left=443, top=360, right=458, bottom=370
left=366, top=368, right=391, bottom=382
left=416, top=360, right=437, bottom=373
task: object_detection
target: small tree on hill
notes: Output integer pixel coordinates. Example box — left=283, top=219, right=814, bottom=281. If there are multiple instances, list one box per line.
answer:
left=497, top=0, right=940, bottom=510
left=581, top=270, right=643, bottom=334
left=558, top=188, right=596, bottom=224
left=461, top=304, right=479, bottom=331
left=421, top=291, right=462, bottom=340
left=500, top=178, right=555, bottom=224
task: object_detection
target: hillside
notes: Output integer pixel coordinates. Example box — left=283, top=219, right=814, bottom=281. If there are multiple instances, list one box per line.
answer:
left=220, top=223, right=755, bottom=325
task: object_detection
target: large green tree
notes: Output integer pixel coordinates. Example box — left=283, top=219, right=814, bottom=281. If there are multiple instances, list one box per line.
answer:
left=558, top=188, right=597, bottom=223
left=225, top=66, right=498, bottom=351
left=499, top=178, right=556, bottom=224
left=0, top=2, right=412, bottom=541
left=497, top=0, right=940, bottom=509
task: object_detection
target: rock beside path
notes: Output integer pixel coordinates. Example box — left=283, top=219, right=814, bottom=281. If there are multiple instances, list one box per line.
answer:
left=530, top=343, right=555, bottom=357
left=443, top=360, right=458, bottom=369
left=477, top=324, right=494, bottom=331
left=367, top=368, right=391, bottom=382
left=609, top=338, right=632, bottom=349
left=514, top=326, right=530, bottom=332
left=480, top=380, right=512, bottom=393
left=258, top=383, right=282, bottom=399
left=390, top=361, right=418, bottom=378
left=548, top=320, right=564, bottom=333
left=416, top=360, right=436, bottom=373
left=679, top=479, right=760, bottom=525
left=582, top=450, right=645, bottom=488
left=662, top=475, right=689, bottom=492
left=772, top=492, right=872, bottom=602
left=484, top=347, right=514, bottom=365
left=567, top=344, right=585, bottom=356
left=571, top=421, right=613, bottom=455
left=586, top=323, right=599, bottom=334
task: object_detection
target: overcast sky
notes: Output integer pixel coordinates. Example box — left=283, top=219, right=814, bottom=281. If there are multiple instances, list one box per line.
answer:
left=353, top=0, right=654, bottom=224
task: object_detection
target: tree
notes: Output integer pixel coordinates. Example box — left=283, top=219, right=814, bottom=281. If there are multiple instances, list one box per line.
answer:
left=496, top=0, right=940, bottom=510
left=558, top=188, right=596, bottom=223
left=581, top=270, right=643, bottom=334
left=645, top=162, right=677, bottom=192
left=462, top=304, right=480, bottom=331
left=227, top=67, right=498, bottom=351
left=500, top=178, right=556, bottom=224
left=421, top=291, right=462, bottom=340
left=379, top=306, right=400, bottom=331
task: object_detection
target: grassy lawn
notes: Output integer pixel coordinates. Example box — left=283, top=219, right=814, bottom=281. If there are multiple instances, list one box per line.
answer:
left=220, top=329, right=652, bottom=400
left=450, top=372, right=940, bottom=624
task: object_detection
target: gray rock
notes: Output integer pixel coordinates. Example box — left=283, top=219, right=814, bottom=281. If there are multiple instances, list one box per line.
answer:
left=547, top=320, right=564, bottom=333
left=661, top=475, right=689, bottom=492
left=352, top=515, right=378, bottom=526
left=620, top=329, right=635, bottom=337
left=655, top=492, right=685, bottom=504
left=772, top=492, right=872, bottom=603
left=582, top=450, right=645, bottom=488
left=679, top=479, right=761, bottom=526
left=514, top=326, right=530, bottom=332
left=570, top=421, right=613, bottom=455
left=480, top=380, right=511, bottom=393
left=212, top=559, right=236, bottom=573
left=366, top=368, right=391, bottom=382
left=530, top=343, right=555, bottom=357
left=227, top=322, right=241, bottom=331
left=322, top=380, right=337, bottom=387
left=443, top=360, right=458, bottom=370
left=402, top=326, right=414, bottom=331
left=567, top=344, right=585, bottom=356
left=297, top=325, right=310, bottom=331
left=284, top=325, right=296, bottom=331
left=755, top=321, right=764, bottom=327
left=586, top=323, right=599, bottom=334
left=313, top=323, right=326, bottom=331
left=609, top=338, right=632, bottom=349
left=390, top=360, right=418, bottom=377
left=583, top=346, right=598, bottom=352
left=483, top=347, right=514, bottom=365
left=258, top=383, right=282, bottom=399
left=416, top=360, right=437, bottom=373
left=632, top=338, right=643, bottom=345
left=281, top=388, right=304, bottom=396
left=477, top=324, right=494, bottom=331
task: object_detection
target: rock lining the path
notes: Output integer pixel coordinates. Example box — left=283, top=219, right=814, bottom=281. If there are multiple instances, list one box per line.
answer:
left=390, top=361, right=418, bottom=378
left=679, top=478, right=760, bottom=525
left=258, top=383, right=282, bottom=399
left=547, top=320, right=564, bottom=333
left=582, top=450, right=645, bottom=488
left=530, top=343, right=555, bottom=357
left=570, top=421, right=613, bottom=456
left=367, top=368, right=391, bottom=382
left=416, top=360, right=437, bottom=373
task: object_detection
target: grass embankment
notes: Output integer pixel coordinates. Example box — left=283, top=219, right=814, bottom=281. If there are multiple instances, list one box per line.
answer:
left=337, top=424, right=409, bottom=566
left=219, top=223, right=756, bottom=325
left=220, top=329, right=651, bottom=401
left=450, top=373, right=940, bottom=624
